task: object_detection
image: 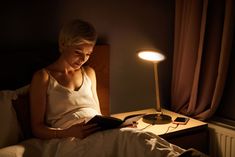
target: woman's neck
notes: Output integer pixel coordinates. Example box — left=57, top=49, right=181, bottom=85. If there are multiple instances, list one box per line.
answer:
left=48, top=58, right=80, bottom=74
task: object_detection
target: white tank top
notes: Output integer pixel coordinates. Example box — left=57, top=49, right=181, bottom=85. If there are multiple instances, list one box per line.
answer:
left=45, top=68, right=101, bottom=129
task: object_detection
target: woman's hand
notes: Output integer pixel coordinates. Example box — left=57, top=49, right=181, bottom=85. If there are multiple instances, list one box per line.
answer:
left=66, top=121, right=101, bottom=139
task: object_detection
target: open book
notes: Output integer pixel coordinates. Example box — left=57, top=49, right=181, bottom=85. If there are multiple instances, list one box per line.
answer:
left=86, top=114, right=145, bottom=130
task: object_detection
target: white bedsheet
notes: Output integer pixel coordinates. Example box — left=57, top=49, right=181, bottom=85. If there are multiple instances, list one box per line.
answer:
left=0, top=128, right=185, bottom=157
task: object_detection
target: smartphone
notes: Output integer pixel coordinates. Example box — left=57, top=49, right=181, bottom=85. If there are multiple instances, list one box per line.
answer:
left=173, top=116, right=189, bottom=125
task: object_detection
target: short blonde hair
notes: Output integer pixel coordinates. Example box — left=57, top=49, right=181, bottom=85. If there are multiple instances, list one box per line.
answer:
left=59, top=19, right=97, bottom=52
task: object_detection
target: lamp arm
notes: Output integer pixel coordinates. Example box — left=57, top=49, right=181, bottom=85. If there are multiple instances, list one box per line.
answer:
left=153, top=62, right=161, bottom=112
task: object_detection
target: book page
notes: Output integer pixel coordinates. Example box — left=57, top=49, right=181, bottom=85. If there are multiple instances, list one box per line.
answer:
left=121, top=114, right=145, bottom=126
left=86, top=115, right=123, bottom=130
left=86, top=114, right=145, bottom=130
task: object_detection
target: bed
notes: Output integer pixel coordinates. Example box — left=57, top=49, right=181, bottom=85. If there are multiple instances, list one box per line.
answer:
left=0, top=44, right=207, bottom=157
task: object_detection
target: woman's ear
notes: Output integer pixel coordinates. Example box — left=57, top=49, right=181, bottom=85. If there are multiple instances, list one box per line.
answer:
left=59, top=41, right=66, bottom=53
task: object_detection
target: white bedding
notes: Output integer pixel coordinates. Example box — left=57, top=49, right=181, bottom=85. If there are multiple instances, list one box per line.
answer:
left=0, top=128, right=185, bottom=157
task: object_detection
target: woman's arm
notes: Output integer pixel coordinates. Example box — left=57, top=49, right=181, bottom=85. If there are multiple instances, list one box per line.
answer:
left=30, top=69, right=53, bottom=139
left=30, top=69, right=98, bottom=139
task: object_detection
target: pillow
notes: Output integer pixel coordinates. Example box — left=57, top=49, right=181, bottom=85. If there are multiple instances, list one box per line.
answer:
left=15, top=84, right=30, bottom=96
left=0, top=90, right=22, bottom=148
left=11, top=85, right=33, bottom=140
left=12, top=92, right=33, bottom=140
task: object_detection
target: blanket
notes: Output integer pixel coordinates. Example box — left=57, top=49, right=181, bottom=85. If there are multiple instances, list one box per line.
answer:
left=0, top=128, right=185, bottom=157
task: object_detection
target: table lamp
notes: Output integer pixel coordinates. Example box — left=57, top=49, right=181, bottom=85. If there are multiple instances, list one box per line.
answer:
left=137, top=50, right=172, bottom=124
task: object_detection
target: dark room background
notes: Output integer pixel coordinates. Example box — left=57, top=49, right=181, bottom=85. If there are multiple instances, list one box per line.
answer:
left=0, top=0, right=174, bottom=114
left=1, top=0, right=234, bottom=122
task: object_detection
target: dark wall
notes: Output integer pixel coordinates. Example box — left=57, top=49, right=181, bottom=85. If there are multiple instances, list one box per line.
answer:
left=0, top=1, right=60, bottom=90
left=0, top=1, right=60, bottom=46
left=0, top=0, right=175, bottom=114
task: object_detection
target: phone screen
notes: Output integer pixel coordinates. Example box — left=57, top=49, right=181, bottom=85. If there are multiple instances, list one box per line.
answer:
left=173, top=117, right=189, bottom=125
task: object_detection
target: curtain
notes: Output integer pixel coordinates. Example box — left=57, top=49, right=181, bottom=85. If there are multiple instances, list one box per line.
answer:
left=171, top=0, right=235, bottom=120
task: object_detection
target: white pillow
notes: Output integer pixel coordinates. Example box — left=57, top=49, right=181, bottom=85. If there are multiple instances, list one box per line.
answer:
left=15, top=85, right=30, bottom=96
left=0, top=90, right=22, bottom=148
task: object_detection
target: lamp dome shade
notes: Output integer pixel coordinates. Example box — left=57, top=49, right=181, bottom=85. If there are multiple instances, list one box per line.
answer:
left=137, top=50, right=165, bottom=62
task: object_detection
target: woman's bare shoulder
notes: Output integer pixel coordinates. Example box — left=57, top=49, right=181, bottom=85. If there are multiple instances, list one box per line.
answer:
left=83, top=66, right=95, bottom=76
left=32, top=68, right=50, bottom=82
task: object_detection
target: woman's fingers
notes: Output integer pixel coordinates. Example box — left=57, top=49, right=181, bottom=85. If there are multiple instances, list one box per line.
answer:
left=84, top=123, right=101, bottom=133
left=84, top=125, right=101, bottom=136
left=71, top=121, right=102, bottom=139
left=75, top=122, right=101, bottom=138
left=83, top=123, right=98, bottom=129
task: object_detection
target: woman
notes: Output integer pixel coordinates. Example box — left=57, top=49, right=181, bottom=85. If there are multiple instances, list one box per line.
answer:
left=30, top=19, right=101, bottom=139
left=29, top=19, right=187, bottom=157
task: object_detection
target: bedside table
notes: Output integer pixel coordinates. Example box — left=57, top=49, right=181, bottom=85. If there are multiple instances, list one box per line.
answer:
left=112, top=108, right=209, bottom=154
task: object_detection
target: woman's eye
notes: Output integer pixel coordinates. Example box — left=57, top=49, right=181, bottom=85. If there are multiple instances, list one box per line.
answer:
left=74, top=49, right=92, bottom=58
left=75, top=50, right=82, bottom=54
left=74, top=51, right=83, bottom=56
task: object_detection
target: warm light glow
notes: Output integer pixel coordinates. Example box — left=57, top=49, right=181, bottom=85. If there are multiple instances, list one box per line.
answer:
left=137, top=49, right=171, bottom=124
left=138, top=51, right=165, bottom=62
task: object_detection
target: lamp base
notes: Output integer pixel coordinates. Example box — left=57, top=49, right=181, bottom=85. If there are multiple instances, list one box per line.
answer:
left=142, top=113, right=172, bottom=125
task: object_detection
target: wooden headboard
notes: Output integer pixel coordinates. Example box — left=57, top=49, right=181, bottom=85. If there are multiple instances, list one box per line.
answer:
left=0, top=44, right=110, bottom=115
left=88, top=45, right=110, bottom=115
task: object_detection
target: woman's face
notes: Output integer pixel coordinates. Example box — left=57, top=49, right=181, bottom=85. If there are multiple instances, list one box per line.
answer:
left=62, top=43, right=94, bottom=69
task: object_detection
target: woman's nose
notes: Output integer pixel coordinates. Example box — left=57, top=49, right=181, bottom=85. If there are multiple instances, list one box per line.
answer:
left=79, top=54, right=85, bottom=61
